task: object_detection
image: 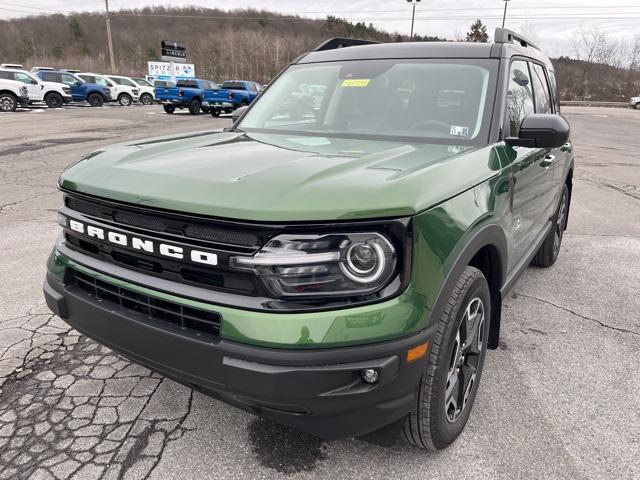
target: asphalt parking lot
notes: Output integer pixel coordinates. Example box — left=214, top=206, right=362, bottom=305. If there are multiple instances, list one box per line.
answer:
left=0, top=104, right=639, bottom=480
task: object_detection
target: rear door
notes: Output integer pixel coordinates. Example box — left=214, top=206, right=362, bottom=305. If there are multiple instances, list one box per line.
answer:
left=503, top=59, right=553, bottom=268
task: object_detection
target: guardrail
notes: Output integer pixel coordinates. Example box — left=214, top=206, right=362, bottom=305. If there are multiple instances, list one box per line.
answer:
left=560, top=101, right=631, bottom=108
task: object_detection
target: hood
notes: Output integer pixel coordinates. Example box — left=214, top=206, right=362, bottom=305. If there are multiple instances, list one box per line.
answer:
left=59, top=130, right=502, bottom=222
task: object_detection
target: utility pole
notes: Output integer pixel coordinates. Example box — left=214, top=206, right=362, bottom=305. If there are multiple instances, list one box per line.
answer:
left=502, top=0, right=511, bottom=28
left=105, top=0, right=116, bottom=74
left=406, top=0, right=422, bottom=39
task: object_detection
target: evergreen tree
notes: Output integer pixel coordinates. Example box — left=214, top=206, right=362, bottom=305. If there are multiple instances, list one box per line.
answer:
left=466, top=19, right=489, bottom=43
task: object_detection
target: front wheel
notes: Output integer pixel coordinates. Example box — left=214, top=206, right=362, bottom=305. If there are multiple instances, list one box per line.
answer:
left=210, top=108, right=221, bottom=117
left=403, top=266, right=490, bottom=450
left=45, top=92, right=63, bottom=108
left=87, top=93, right=104, bottom=107
left=0, top=93, right=18, bottom=112
left=140, top=93, right=153, bottom=105
left=635, top=103, right=640, bottom=110
left=188, top=99, right=201, bottom=115
left=118, top=93, right=132, bottom=106
left=163, top=104, right=176, bottom=114
left=531, top=183, right=569, bottom=268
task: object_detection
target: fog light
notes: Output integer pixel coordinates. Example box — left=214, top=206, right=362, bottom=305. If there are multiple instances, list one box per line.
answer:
left=361, top=368, right=379, bottom=384
left=57, top=212, right=67, bottom=227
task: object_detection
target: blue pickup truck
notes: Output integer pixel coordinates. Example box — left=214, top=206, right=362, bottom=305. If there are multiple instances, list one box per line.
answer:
left=33, top=70, right=112, bottom=106
left=220, top=80, right=262, bottom=108
left=155, top=79, right=233, bottom=115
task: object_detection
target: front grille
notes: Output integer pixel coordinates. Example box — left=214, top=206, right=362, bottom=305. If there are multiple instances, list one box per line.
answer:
left=65, top=195, right=261, bottom=250
left=61, top=193, right=270, bottom=296
left=67, top=269, right=222, bottom=342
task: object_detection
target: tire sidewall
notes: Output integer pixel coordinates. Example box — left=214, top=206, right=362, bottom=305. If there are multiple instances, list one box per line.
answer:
left=0, top=93, right=17, bottom=112
left=429, top=272, right=490, bottom=449
left=45, top=93, right=62, bottom=108
left=119, top=94, right=132, bottom=106
left=189, top=99, right=201, bottom=115
left=163, top=104, right=175, bottom=114
left=88, top=94, right=103, bottom=107
left=140, top=94, right=153, bottom=105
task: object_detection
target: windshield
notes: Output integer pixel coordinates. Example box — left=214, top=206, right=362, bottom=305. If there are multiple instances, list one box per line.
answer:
left=239, top=59, right=496, bottom=145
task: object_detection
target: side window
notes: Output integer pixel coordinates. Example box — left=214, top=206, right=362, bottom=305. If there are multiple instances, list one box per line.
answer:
left=530, top=63, right=552, bottom=114
left=506, top=60, right=534, bottom=137
left=61, top=74, right=77, bottom=86
left=0, top=71, right=14, bottom=80
left=79, top=75, right=94, bottom=83
left=14, top=72, right=34, bottom=84
left=95, top=77, right=109, bottom=86
left=547, top=70, right=560, bottom=113
left=42, top=72, right=59, bottom=83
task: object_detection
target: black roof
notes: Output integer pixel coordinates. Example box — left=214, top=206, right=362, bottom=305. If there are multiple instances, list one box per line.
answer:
left=298, top=29, right=552, bottom=68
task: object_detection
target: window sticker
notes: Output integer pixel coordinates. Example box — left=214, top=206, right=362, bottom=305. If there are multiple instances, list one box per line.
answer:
left=449, top=125, right=469, bottom=137
left=340, top=79, right=370, bottom=88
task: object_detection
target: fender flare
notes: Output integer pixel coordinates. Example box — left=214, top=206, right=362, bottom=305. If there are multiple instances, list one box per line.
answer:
left=428, top=223, right=508, bottom=350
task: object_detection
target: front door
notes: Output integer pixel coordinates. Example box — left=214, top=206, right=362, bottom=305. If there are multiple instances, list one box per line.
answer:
left=13, top=71, right=44, bottom=101
left=502, top=60, right=554, bottom=269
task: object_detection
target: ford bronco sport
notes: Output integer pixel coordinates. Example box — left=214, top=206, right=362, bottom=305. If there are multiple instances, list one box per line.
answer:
left=44, top=29, right=573, bottom=450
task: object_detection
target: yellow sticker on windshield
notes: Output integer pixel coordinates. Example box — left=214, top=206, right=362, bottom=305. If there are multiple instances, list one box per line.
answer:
left=340, top=79, right=370, bottom=87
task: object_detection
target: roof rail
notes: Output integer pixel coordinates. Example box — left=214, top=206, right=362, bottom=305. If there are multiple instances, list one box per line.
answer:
left=313, top=37, right=378, bottom=52
left=494, top=28, right=539, bottom=51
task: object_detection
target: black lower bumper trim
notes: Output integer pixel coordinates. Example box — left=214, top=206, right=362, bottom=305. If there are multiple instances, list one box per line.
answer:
left=43, top=273, right=430, bottom=440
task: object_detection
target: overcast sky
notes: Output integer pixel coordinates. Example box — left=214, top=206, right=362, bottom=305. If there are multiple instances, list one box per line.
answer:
left=3, top=0, right=640, bottom=56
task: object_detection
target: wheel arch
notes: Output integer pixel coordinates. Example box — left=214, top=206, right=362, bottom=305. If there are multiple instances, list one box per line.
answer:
left=428, top=224, right=508, bottom=351
left=0, top=89, right=18, bottom=97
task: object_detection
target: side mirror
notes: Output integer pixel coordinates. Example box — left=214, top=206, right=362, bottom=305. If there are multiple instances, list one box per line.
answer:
left=30, top=79, right=38, bottom=85
left=75, top=81, right=82, bottom=87
left=232, top=105, right=249, bottom=122
left=506, top=114, right=570, bottom=149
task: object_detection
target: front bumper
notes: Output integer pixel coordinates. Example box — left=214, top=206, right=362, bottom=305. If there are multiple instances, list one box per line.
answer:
left=44, top=253, right=431, bottom=440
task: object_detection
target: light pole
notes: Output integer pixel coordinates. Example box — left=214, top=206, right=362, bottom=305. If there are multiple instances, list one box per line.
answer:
left=406, top=0, right=422, bottom=39
left=502, top=0, right=511, bottom=28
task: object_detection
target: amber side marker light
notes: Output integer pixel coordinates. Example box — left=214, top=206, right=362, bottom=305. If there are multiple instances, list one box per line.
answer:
left=407, top=342, right=429, bottom=363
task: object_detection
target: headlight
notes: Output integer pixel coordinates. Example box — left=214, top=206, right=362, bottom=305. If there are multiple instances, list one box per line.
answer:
left=230, top=233, right=397, bottom=298
left=63, top=87, right=71, bottom=94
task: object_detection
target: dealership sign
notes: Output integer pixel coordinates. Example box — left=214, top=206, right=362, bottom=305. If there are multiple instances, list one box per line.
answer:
left=147, top=62, right=195, bottom=82
left=161, top=40, right=187, bottom=63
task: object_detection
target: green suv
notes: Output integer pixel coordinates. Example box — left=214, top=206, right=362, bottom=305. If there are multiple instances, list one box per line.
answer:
left=44, top=28, right=573, bottom=450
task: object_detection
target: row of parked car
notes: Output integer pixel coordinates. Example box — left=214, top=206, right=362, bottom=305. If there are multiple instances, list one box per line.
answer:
left=0, top=63, right=155, bottom=111
left=155, top=79, right=262, bottom=117
left=0, top=62, right=263, bottom=117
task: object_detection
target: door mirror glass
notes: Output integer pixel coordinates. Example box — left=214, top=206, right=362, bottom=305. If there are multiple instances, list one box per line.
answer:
left=505, top=113, right=570, bottom=149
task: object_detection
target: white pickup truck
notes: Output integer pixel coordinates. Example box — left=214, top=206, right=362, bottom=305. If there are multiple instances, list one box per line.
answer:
left=0, top=77, right=29, bottom=112
left=0, top=68, right=72, bottom=108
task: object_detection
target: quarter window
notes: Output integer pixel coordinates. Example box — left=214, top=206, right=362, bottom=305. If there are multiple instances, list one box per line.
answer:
left=531, top=64, right=552, bottom=114
left=506, top=60, right=534, bottom=137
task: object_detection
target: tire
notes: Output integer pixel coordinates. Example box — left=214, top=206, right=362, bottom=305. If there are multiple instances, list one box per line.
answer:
left=44, top=92, right=63, bottom=108
left=118, top=93, right=132, bottom=106
left=201, top=105, right=210, bottom=114
left=531, top=183, right=569, bottom=268
left=163, top=104, right=176, bottom=114
left=635, top=103, right=640, bottom=110
left=140, top=93, right=153, bottom=105
left=188, top=99, right=201, bottom=115
left=402, top=266, right=490, bottom=450
left=0, top=92, right=18, bottom=112
left=87, top=93, right=104, bottom=107
left=210, top=108, right=221, bottom=117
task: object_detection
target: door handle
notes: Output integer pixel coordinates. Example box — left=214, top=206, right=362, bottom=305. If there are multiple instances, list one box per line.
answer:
left=541, top=154, right=555, bottom=168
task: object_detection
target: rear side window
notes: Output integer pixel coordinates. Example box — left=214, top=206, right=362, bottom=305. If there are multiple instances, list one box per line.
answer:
left=79, top=75, right=95, bottom=83
left=0, top=71, right=15, bottom=80
left=530, top=63, right=552, bottom=114
left=222, top=81, right=245, bottom=90
left=547, top=70, right=560, bottom=113
left=177, top=80, right=197, bottom=88
left=506, top=60, right=534, bottom=137
left=42, top=72, right=60, bottom=83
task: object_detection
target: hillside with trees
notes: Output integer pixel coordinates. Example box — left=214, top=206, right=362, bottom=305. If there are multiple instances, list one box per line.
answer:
left=0, top=8, right=638, bottom=100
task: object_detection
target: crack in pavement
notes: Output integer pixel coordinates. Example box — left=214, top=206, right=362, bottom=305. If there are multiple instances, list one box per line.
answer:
left=512, top=292, right=640, bottom=337
left=0, top=191, right=58, bottom=215
left=0, top=336, right=195, bottom=480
